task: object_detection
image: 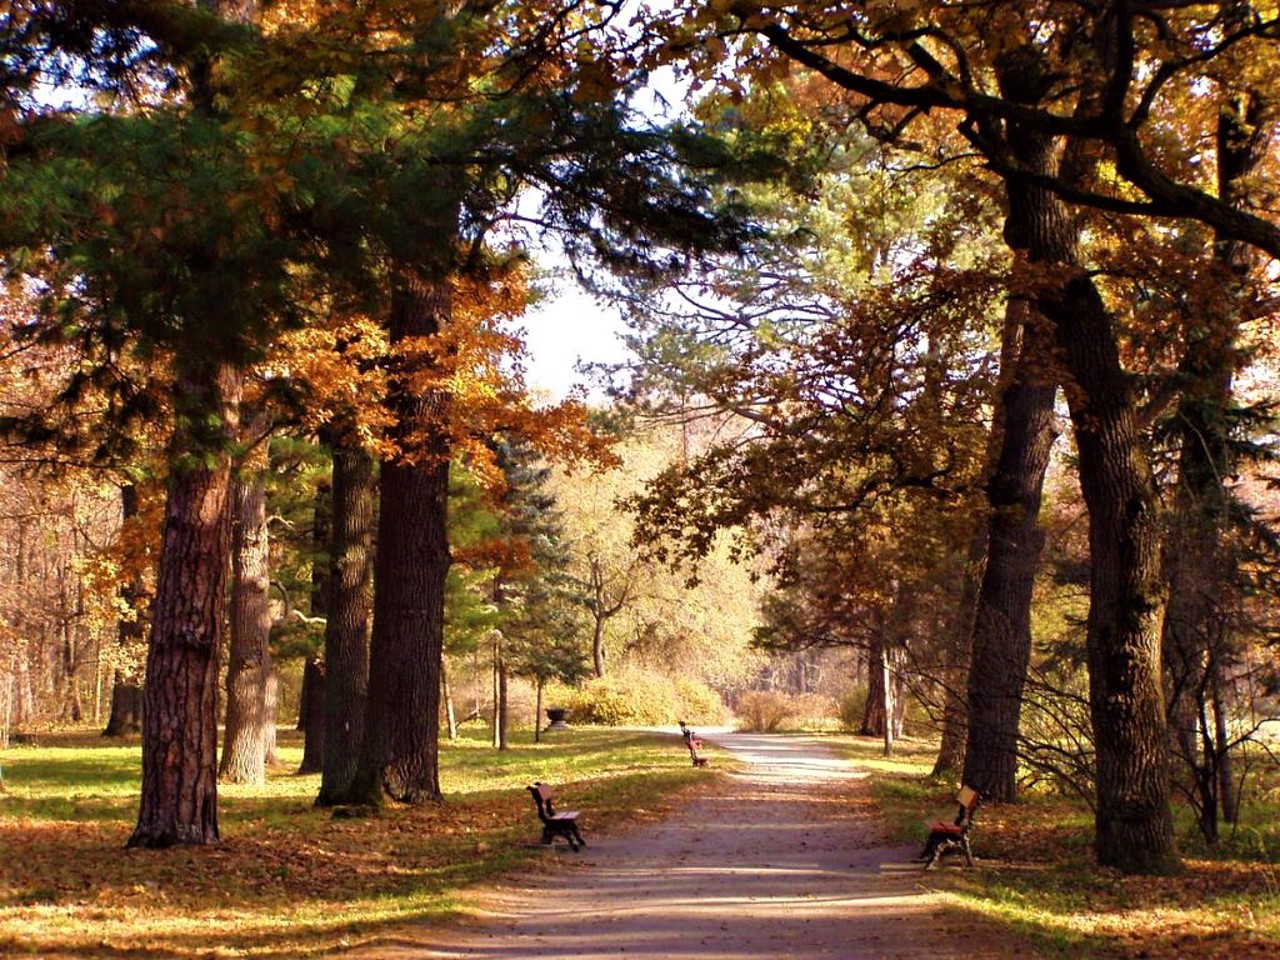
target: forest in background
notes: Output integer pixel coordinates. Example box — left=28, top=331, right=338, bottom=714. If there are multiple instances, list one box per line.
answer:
left=0, top=0, right=1278, bottom=877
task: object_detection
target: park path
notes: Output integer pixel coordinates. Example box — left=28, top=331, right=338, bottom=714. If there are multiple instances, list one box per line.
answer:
left=386, top=732, right=1039, bottom=959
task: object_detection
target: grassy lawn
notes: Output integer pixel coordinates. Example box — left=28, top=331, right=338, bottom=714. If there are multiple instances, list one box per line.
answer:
left=7, top=727, right=1278, bottom=959
left=0, top=726, right=716, bottom=958
left=823, top=734, right=1280, bottom=960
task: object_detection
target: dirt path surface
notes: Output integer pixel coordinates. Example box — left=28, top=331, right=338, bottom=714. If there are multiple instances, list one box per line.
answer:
left=391, top=733, right=1040, bottom=959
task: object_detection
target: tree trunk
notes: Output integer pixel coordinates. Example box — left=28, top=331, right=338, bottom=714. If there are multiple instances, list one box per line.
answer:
left=297, top=472, right=332, bottom=773
left=881, top=644, right=894, bottom=757
left=316, top=438, right=375, bottom=805
left=589, top=557, right=610, bottom=678
left=592, top=616, right=607, bottom=679
left=129, top=360, right=242, bottom=848
left=263, top=667, right=279, bottom=767
left=351, top=267, right=452, bottom=806
left=534, top=677, right=544, bottom=744
left=961, top=56, right=1066, bottom=802
left=931, top=517, right=986, bottom=778
left=1212, top=676, right=1238, bottom=823
left=962, top=301, right=1058, bottom=801
left=442, top=658, right=458, bottom=741
left=103, top=483, right=144, bottom=738
left=496, top=655, right=506, bottom=752
left=219, top=467, right=273, bottom=785
left=297, top=657, right=325, bottom=774
left=103, top=679, right=143, bottom=737
left=861, top=631, right=905, bottom=740
left=1040, top=275, right=1178, bottom=875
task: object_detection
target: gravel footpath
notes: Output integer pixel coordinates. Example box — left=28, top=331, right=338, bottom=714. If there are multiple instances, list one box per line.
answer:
left=360, top=732, right=1040, bottom=959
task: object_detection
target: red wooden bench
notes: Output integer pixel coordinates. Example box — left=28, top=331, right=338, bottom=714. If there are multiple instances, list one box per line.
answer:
left=679, top=721, right=709, bottom=767
left=527, top=782, right=586, bottom=851
left=921, top=785, right=981, bottom=869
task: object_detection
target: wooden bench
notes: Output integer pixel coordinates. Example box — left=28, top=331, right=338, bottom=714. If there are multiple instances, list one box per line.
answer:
left=527, top=782, right=586, bottom=851
left=920, top=785, right=982, bottom=869
left=679, top=721, right=709, bottom=767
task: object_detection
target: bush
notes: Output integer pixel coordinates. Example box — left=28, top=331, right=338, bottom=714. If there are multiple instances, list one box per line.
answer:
left=546, top=671, right=729, bottom=727
left=838, top=688, right=868, bottom=732
left=674, top=677, right=731, bottom=725
left=787, top=693, right=841, bottom=731
left=734, top=690, right=793, bottom=732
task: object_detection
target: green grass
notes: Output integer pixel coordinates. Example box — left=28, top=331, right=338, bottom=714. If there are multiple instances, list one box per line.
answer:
left=0, top=724, right=718, bottom=958
left=794, top=732, right=1280, bottom=960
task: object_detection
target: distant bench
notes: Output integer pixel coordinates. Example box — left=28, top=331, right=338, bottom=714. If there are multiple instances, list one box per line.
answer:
left=527, top=782, right=586, bottom=851
left=679, top=721, right=709, bottom=767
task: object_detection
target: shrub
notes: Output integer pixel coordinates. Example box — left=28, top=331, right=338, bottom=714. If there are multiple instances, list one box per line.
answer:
left=555, top=671, right=678, bottom=726
left=674, top=677, right=730, bottom=725
left=543, top=671, right=729, bottom=727
left=838, top=688, right=868, bottom=732
left=734, top=690, right=793, bottom=732
left=787, top=693, right=841, bottom=731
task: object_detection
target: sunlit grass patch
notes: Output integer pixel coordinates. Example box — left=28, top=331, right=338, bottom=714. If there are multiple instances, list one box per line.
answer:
left=0, top=725, right=713, bottom=958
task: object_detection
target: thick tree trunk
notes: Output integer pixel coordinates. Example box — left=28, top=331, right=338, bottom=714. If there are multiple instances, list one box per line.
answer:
left=962, top=59, right=1065, bottom=802
left=1040, top=276, right=1178, bottom=874
left=129, top=361, right=242, bottom=848
left=219, top=468, right=273, bottom=785
left=351, top=268, right=452, bottom=806
left=979, top=43, right=1177, bottom=873
left=316, top=438, right=375, bottom=805
left=962, top=301, right=1058, bottom=800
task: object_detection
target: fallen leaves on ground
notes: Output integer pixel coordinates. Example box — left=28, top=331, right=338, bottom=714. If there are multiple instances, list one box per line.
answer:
left=926, top=795, right=1280, bottom=960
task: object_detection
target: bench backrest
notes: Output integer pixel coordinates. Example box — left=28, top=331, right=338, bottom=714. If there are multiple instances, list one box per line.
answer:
left=954, top=785, right=981, bottom=828
left=527, top=782, right=559, bottom=820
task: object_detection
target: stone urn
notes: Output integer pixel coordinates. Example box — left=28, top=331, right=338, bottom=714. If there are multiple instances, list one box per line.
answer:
left=545, top=708, right=570, bottom=730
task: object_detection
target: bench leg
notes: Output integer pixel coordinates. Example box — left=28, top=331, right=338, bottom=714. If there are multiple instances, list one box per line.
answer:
left=923, top=843, right=943, bottom=870
left=542, top=822, right=585, bottom=851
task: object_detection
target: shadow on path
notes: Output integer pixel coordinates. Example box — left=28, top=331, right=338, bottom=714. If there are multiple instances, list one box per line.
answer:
left=369, top=732, right=1038, bottom=959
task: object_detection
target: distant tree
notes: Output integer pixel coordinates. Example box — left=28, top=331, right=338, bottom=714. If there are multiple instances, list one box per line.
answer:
left=487, top=436, right=589, bottom=747
left=101, top=483, right=146, bottom=737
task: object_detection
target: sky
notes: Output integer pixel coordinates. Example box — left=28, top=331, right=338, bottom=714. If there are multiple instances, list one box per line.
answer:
left=516, top=63, right=687, bottom=401
left=518, top=283, right=631, bottom=401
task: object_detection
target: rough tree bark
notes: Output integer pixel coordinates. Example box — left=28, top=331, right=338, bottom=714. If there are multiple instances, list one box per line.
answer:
left=129, top=360, right=242, bottom=847
left=219, top=462, right=273, bottom=785
left=349, top=266, right=452, bottom=806
left=316, top=436, right=375, bottom=805
left=296, top=473, right=331, bottom=775
left=1041, top=274, right=1178, bottom=874
left=959, top=48, right=1068, bottom=803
